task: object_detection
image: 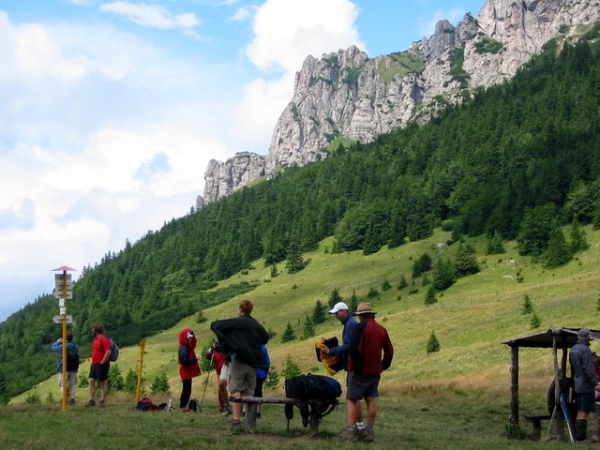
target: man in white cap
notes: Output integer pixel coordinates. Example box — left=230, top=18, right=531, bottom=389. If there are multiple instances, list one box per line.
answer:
left=320, top=302, right=358, bottom=372
left=570, top=327, right=598, bottom=441
left=320, top=301, right=359, bottom=437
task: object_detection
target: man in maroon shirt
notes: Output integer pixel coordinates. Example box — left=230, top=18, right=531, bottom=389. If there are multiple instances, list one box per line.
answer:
left=343, top=303, right=394, bottom=442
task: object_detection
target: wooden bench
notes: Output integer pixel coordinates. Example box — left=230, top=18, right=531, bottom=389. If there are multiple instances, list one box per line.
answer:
left=229, top=396, right=337, bottom=434
left=524, top=414, right=552, bottom=439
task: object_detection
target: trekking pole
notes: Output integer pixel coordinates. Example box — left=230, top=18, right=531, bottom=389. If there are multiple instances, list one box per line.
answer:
left=199, top=352, right=214, bottom=412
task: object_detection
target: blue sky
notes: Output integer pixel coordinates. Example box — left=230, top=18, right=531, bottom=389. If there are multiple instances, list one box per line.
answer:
left=0, top=0, right=485, bottom=322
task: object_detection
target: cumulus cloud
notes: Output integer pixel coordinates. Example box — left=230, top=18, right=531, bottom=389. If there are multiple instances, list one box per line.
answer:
left=246, top=0, right=363, bottom=72
left=0, top=9, right=236, bottom=320
left=0, top=0, right=367, bottom=320
left=232, top=0, right=364, bottom=153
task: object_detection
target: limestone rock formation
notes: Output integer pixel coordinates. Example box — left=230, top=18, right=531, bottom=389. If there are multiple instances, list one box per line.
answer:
left=201, top=0, right=600, bottom=205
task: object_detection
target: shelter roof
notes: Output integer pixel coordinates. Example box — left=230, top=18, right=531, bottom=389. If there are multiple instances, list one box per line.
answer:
left=502, top=327, right=600, bottom=349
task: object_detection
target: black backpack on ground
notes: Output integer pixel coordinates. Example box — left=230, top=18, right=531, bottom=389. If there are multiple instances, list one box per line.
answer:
left=284, top=373, right=341, bottom=427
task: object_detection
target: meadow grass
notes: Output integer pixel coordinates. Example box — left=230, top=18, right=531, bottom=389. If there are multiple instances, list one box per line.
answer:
left=0, top=388, right=573, bottom=450
left=9, top=225, right=600, bottom=448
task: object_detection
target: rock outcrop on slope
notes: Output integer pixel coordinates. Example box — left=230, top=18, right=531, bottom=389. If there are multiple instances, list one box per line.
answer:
left=199, top=0, right=600, bottom=207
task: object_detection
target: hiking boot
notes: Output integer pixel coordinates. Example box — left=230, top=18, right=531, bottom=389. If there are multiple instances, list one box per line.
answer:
left=340, top=426, right=359, bottom=442
left=229, top=419, right=241, bottom=430
left=359, top=427, right=375, bottom=443
left=221, top=404, right=232, bottom=417
left=85, top=399, right=95, bottom=407
left=98, top=400, right=105, bottom=408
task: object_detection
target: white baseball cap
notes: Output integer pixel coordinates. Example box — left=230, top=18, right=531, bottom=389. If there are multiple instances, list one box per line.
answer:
left=329, top=302, right=349, bottom=314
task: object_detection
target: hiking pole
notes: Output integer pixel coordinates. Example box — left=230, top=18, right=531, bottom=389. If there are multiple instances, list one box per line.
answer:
left=560, top=393, right=575, bottom=443
left=199, top=352, right=214, bottom=412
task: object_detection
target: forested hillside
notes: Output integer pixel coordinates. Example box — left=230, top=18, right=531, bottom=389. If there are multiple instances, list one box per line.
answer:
left=0, top=36, right=599, bottom=400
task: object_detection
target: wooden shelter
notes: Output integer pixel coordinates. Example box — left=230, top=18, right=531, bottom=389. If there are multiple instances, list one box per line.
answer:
left=502, top=327, right=600, bottom=439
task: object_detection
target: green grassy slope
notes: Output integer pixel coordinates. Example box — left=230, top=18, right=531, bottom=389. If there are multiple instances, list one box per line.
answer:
left=13, top=225, right=600, bottom=418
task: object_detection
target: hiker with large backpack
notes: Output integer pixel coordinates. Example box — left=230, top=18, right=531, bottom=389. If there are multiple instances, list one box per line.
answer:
left=50, top=330, right=80, bottom=406
left=210, top=299, right=269, bottom=430
left=86, top=322, right=112, bottom=408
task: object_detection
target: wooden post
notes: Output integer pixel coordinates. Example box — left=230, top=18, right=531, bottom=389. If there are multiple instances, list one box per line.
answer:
left=552, top=334, right=564, bottom=438
left=509, top=345, right=519, bottom=427
left=245, top=402, right=258, bottom=431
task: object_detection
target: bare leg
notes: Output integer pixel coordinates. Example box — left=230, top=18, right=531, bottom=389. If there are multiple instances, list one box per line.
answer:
left=88, top=378, right=96, bottom=401
left=100, top=379, right=108, bottom=402
left=365, top=397, right=377, bottom=427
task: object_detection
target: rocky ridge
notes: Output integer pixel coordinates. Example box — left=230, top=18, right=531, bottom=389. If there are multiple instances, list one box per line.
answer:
left=199, top=0, right=600, bottom=207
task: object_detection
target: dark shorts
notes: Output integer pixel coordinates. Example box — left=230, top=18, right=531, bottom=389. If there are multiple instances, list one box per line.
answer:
left=347, top=373, right=380, bottom=401
left=89, top=362, right=110, bottom=381
left=576, top=392, right=596, bottom=413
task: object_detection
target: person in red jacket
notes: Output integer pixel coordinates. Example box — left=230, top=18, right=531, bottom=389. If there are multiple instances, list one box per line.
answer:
left=207, top=341, right=229, bottom=415
left=178, top=328, right=201, bottom=410
left=344, top=302, right=394, bottom=443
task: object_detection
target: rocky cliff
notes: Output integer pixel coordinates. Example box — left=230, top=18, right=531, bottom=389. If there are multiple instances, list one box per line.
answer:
left=198, top=0, right=600, bottom=208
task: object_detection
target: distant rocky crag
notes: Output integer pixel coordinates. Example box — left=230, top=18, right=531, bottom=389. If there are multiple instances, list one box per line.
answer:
left=199, top=0, right=600, bottom=207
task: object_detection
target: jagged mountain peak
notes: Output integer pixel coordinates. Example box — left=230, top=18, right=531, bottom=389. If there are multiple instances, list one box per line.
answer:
left=199, top=0, right=600, bottom=207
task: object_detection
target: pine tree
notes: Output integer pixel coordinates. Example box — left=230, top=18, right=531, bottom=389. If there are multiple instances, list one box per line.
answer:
left=302, top=316, right=316, bottom=339
left=0, top=369, right=8, bottom=404
left=312, top=300, right=327, bottom=325
left=124, top=368, right=138, bottom=393
left=570, top=219, right=590, bottom=254
left=108, top=365, right=124, bottom=391
left=328, top=288, right=343, bottom=309
left=349, top=291, right=359, bottom=313
left=486, top=231, right=506, bottom=255
left=433, top=259, right=456, bottom=291
left=281, top=354, right=302, bottom=379
left=285, top=236, right=305, bottom=273
left=264, top=364, right=280, bottom=389
left=281, top=322, right=296, bottom=343
left=543, top=228, right=572, bottom=268
left=426, top=331, right=441, bottom=353
left=425, top=285, right=437, bottom=306
left=455, top=243, right=480, bottom=276
left=397, top=275, right=408, bottom=290
left=150, top=372, right=170, bottom=394
left=522, top=295, right=533, bottom=315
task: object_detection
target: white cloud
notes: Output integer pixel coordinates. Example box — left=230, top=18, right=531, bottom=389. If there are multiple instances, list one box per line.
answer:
left=100, top=1, right=200, bottom=31
left=0, top=0, right=366, bottom=320
left=230, top=7, right=254, bottom=22
left=0, top=10, right=237, bottom=320
left=234, top=0, right=364, bottom=153
left=246, top=0, right=363, bottom=72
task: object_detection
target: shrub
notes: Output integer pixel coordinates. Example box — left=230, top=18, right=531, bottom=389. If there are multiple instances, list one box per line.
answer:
left=150, top=372, right=170, bottom=395
left=281, top=355, right=302, bottom=380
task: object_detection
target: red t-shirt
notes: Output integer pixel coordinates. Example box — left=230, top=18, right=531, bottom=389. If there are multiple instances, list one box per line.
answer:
left=91, top=335, right=111, bottom=364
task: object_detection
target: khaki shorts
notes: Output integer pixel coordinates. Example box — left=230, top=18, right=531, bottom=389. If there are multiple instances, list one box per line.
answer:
left=219, top=361, right=230, bottom=381
left=228, top=359, right=256, bottom=396
left=58, top=372, right=78, bottom=388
